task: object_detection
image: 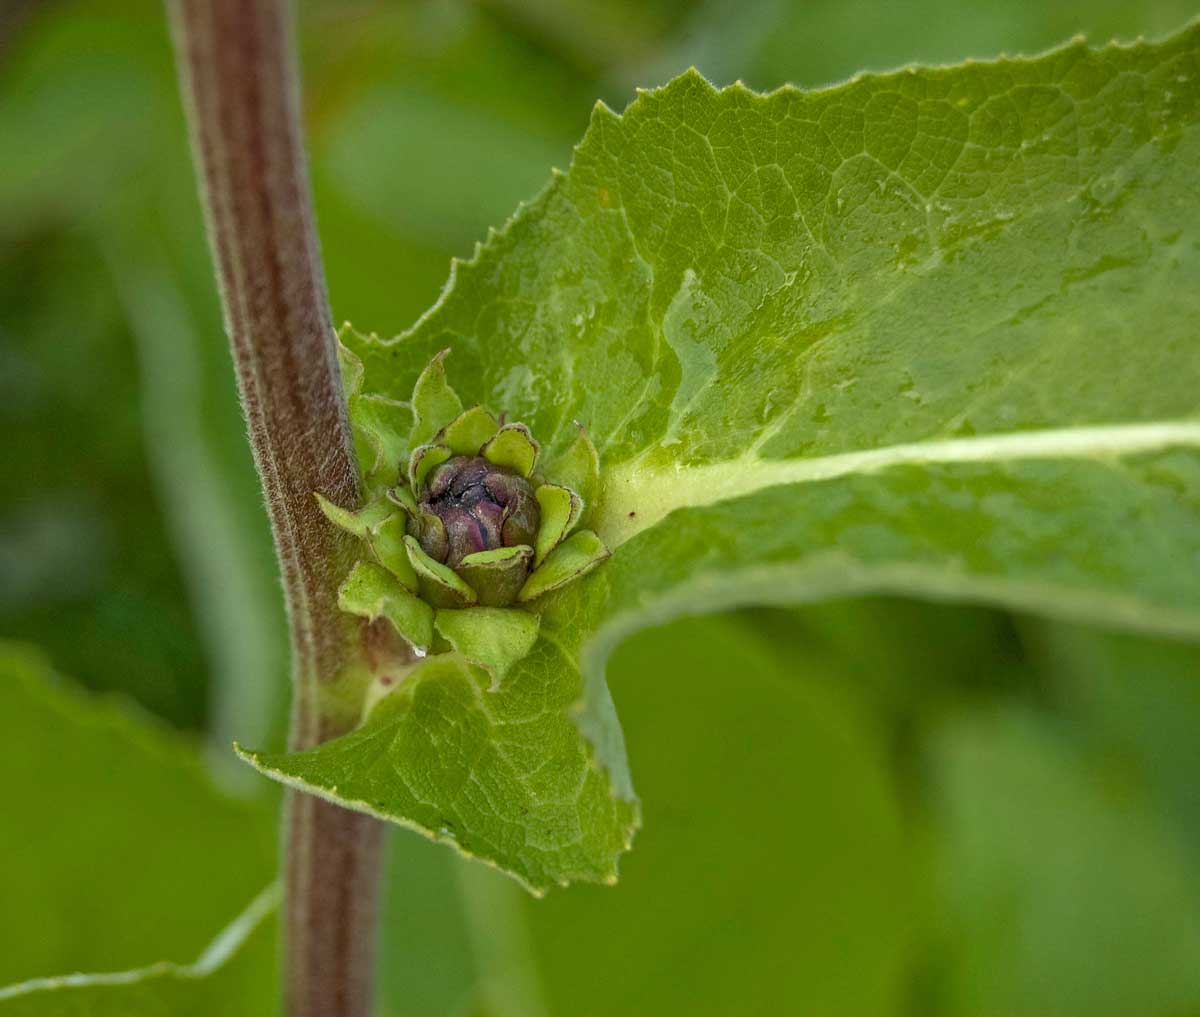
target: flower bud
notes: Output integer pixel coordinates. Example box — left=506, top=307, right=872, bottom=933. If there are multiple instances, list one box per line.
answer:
left=417, top=455, right=540, bottom=570
left=324, top=343, right=612, bottom=657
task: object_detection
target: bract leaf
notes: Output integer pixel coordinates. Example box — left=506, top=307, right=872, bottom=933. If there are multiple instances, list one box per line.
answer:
left=457, top=544, right=534, bottom=607
left=481, top=423, right=539, bottom=477
left=438, top=405, right=501, bottom=456
left=404, top=535, right=477, bottom=609
left=545, top=424, right=600, bottom=525
left=339, top=560, right=434, bottom=650
left=409, top=443, right=453, bottom=494
left=533, top=484, right=583, bottom=566
left=434, top=607, right=540, bottom=688
left=409, top=349, right=462, bottom=449
left=518, top=531, right=610, bottom=603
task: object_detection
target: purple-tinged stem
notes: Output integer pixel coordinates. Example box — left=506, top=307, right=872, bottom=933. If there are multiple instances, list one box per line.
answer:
left=168, top=2, right=387, bottom=1013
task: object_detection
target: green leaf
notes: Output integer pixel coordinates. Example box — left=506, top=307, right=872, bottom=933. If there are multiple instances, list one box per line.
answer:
left=338, top=560, right=434, bottom=651
left=374, top=614, right=910, bottom=1017
left=297, top=26, right=1200, bottom=887
left=238, top=644, right=637, bottom=895
left=434, top=607, right=540, bottom=688
left=347, top=27, right=1200, bottom=636
left=0, top=886, right=278, bottom=1017
left=0, top=642, right=276, bottom=987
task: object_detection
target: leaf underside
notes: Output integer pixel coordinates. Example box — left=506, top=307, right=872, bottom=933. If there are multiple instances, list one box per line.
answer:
left=260, top=25, right=1200, bottom=891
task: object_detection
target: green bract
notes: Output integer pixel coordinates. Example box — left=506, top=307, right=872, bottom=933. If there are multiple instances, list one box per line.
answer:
left=318, top=346, right=610, bottom=678
left=240, top=26, right=1200, bottom=894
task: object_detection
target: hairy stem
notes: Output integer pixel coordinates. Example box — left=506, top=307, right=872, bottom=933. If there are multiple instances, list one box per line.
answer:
left=168, top=2, right=386, bottom=1014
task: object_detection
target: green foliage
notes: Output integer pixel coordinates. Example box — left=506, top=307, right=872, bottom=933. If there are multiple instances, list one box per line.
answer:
left=248, top=24, right=1200, bottom=889
left=0, top=888, right=277, bottom=1017
left=5, top=2, right=1200, bottom=1014
left=375, top=614, right=909, bottom=1016
left=0, top=233, right=212, bottom=729
left=240, top=641, right=636, bottom=894
left=520, top=614, right=909, bottom=1017
left=0, top=643, right=276, bottom=1003
left=930, top=703, right=1200, bottom=1016
left=434, top=607, right=540, bottom=687
left=0, top=3, right=288, bottom=754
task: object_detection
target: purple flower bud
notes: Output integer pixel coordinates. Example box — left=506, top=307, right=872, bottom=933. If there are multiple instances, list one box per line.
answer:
left=417, top=456, right=540, bottom=568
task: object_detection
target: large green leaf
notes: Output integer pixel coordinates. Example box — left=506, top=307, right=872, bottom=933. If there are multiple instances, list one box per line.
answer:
left=0, top=887, right=277, bottom=1017
left=0, top=643, right=276, bottom=987
left=250, top=25, right=1200, bottom=888
left=374, top=614, right=909, bottom=1017
left=241, top=640, right=636, bottom=894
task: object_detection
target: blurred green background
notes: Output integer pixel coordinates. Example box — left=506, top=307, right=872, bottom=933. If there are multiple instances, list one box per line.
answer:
left=2, top=1, right=1200, bottom=1015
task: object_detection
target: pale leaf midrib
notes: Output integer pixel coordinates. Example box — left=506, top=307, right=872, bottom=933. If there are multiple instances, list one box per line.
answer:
left=598, top=420, right=1200, bottom=547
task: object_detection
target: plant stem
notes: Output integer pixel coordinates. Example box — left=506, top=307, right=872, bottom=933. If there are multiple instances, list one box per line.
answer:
left=168, top=2, right=386, bottom=1014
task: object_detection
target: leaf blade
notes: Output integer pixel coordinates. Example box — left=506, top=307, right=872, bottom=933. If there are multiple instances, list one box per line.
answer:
left=238, top=640, right=638, bottom=895
left=308, top=26, right=1200, bottom=887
